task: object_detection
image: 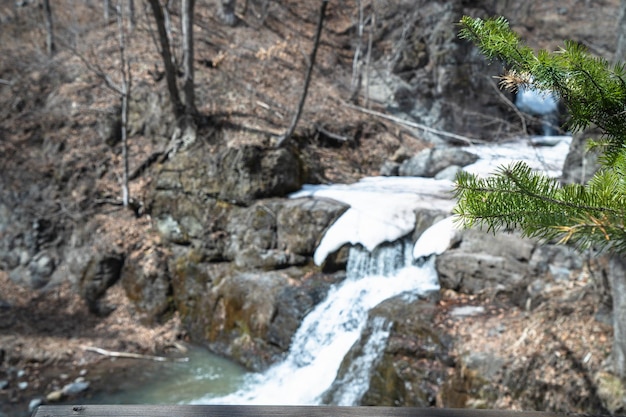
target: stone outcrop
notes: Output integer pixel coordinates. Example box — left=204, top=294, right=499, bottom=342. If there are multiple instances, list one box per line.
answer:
left=347, top=296, right=451, bottom=407
left=436, top=228, right=585, bottom=304
left=366, top=1, right=515, bottom=144
left=561, top=127, right=602, bottom=185
left=398, top=147, right=479, bottom=178
left=118, top=140, right=349, bottom=368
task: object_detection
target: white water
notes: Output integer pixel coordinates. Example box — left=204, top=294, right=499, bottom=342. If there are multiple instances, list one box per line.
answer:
left=190, top=239, right=439, bottom=405
left=326, top=316, right=392, bottom=406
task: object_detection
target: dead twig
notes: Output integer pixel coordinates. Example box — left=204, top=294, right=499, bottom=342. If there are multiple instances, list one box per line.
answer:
left=344, top=102, right=486, bottom=145
left=83, top=346, right=189, bottom=362
left=315, top=124, right=350, bottom=143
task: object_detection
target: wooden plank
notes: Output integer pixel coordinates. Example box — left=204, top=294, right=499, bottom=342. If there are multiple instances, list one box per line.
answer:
left=31, top=405, right=581, bottom=417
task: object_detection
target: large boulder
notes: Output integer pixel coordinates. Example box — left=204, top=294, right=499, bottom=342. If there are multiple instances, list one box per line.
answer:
left=122, top=245, right=173, bottom=323
left=561, top=128, right=602, bottom=185
left=436, top=228, right=587, bottom=305
left=56, top=221, right=124, bottom=315
left=436, top=229, right=535, bottom=295
left=217, top=145, right=304, bottom=205
left=169, top=252, right=343, bottom=370
left=151, top=142, right=305, bottom=211
left=398, top=147, right=479, bottom=177
left=224, top=198, right=347, bottom=269
left=170, top=257, right=285, bottom=371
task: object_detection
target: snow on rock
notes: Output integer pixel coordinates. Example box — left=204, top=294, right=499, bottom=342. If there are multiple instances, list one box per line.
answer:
left=290, top=177, right=455, bottom=265
left=463, top=136, right=571, bottom=178
left=412, top=216, right=459, bottom=260
left=291, top=136, right=572, bottom=265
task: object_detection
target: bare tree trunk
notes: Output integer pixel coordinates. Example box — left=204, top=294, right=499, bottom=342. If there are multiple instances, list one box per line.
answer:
left=147, top=0, right=184, bottom=118
left=127, top=0, right=135, bottom=32
left=276, top=0, right=328, bottom=147
left=163, top=0, right=178, bottom=68
left=42, top=0, right=55, bottom=55
left=116, top=1, right=131, bottom=207
left=104, top=0, right=110, bottom=21
left=609, top=255, right=626, bottom=378
left=363, top=9, right=374, bottom=108
left=219, top=0, right=237, bottom=26
left=349, top=0, right=363, bottom=102
left=181, top=0, right=196, bottom=115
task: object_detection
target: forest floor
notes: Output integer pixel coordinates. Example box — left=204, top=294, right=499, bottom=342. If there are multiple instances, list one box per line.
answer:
left=0, top=0, right=622, bottom=415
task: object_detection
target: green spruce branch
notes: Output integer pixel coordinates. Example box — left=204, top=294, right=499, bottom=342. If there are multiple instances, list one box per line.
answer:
left=454, top=17, right=626, bottom=252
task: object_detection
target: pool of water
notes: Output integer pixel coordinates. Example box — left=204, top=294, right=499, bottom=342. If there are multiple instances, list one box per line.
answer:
left=84, top=345, right=249, bottom=405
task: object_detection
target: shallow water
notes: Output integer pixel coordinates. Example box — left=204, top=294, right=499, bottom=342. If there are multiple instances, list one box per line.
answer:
left=84, top=345, right=249, bottom=405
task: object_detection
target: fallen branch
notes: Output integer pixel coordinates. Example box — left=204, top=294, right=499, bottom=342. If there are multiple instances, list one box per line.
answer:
left=344, top=102, right=486, bottom=145
left=83, top=346, right=189, bottom=362
left=315, top=124, right=351, bottom=144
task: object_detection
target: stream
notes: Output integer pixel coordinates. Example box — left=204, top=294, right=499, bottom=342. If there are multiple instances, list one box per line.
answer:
left=82, top=134, right=572, bottom=407
left=85, top=345, right=249, bottom=405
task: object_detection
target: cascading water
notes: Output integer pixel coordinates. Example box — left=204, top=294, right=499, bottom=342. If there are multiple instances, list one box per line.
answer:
left=324, top=316, right=392, bottom=406
left=191, top=238, right=440, bottom=406
left=75, top=137, right=572, bottom=408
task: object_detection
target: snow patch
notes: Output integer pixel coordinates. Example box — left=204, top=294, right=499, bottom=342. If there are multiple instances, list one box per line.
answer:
left=412, top=216, right=459, bottom=259
left=290, top=177, right=455, bottom=265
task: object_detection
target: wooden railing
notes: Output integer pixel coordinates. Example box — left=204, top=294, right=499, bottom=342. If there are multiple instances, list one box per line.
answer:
left=31, top=405, right=587, bottom=417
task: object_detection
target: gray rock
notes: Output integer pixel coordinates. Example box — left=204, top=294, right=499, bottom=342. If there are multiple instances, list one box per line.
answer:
left=62, top=380, right=90, bottom=395
left=218, top=145, right=304, bottom=205
left=27, top=252, right=55, bottom=288
left=436, top=229, right=536, bottom=294
left=437, top=252, right=528, bottom=294
left=326, top=296, right=449, bottom=406
left=434, top=165, right=461, bottom=181
left=155, top=214, right=189, bottom=245
left=28, top=398, right=42, bottom=412
left=224, top=198, right=346, bottom=269
left=561, top=128, right=601, bottom=185
left=122, top=247, right=173, bottom=323
left=380, top=160, right=400, bottom=176
left=399, top=147, right=479, bottom=178
left=364, top=1, right=516, bottom=143
left=79, top=250, right=125, bottom=315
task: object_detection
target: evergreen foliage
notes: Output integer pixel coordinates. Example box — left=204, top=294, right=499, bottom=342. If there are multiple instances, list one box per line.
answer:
left=454, top=16, right=626, bottom=252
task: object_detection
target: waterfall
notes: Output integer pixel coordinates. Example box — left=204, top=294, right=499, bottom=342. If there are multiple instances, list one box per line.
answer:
left=324, top=316, right=392, bottom=406
left=191, top=238, right=439, bottom=406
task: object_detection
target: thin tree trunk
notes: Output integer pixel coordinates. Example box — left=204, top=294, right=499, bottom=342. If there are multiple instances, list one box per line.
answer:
left=610, top=255, right=626, bottom=379
left=116, top=1, right=131, bottom=207
left=104, top=0, right=110, bottom=21
left=349, top=0, right=363, bottom=102
left=363, top=9, right=374, bottom=108
left=276, top=0, right=328, bottom=147
left=147, top=0, right=184, bottom=118
left=163, top=0, right=178, bottom=68
left=42, top=0, right=55, bottom=55
left=127, top=0, right=135, bottom=32
left=181, top=0, right=196, bottom=115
